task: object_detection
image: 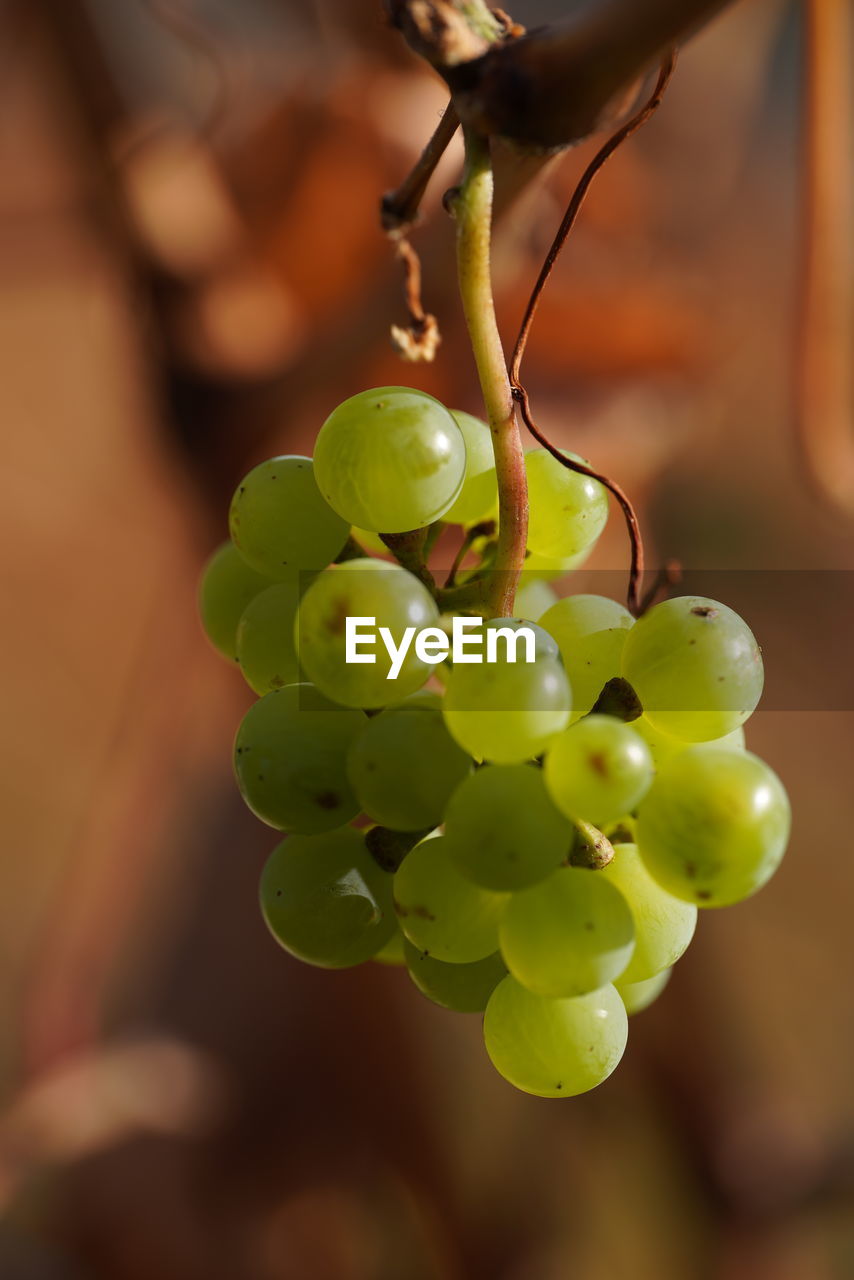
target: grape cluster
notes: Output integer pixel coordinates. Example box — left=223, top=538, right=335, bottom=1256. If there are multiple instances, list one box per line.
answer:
left=199, top=386, right=790, bottom=1099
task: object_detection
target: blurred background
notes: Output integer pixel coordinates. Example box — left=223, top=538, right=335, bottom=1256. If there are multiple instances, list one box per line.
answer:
left=2, top=0, right=853, bottom=1275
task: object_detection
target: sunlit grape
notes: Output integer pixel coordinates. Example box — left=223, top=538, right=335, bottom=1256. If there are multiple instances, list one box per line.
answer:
left=636, top=747, right=790, bottom=906
left=295, top=559, right=439, bottom=707
left=229, top=456, right=349, bottom=578
left=499, top=866, right=635, bottom=997
left=313, top=387, right=466, bottom=531
left=525, top=449, right=609, bottom=560
left=484, top=976, right=628, bottom=1098
left=441, top=410, right=498, bottom=526
left=621, top=596, right=764, bottom=741
left=442, top=619, right=571, bottom=763
left=599, top=843, right=696, bottom=982
left=544, top=715, right=653, bottom=829
left=541, top=593, right=634, bottom=721
left=393, top=835, right=508, bottom=963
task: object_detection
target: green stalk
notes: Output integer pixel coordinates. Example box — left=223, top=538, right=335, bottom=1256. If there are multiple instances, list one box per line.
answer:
left=454, top=128, right=528, bottom=617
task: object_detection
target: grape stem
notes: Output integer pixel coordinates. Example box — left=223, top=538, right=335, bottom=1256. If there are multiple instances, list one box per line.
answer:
left=453, top=127, right=528, bottom=617
left=569, top=820, right=615, bottom=871
left=381, top=102, right=460, bottom=233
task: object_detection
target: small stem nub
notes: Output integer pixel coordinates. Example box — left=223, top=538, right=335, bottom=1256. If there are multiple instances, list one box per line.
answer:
left=569, top=820, right=615, bottom=870
left=589, top=677, right=643, bottom=722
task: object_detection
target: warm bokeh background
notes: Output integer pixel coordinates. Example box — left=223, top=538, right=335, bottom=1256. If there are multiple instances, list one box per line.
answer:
left=2, top=1, right=853, bottom=1276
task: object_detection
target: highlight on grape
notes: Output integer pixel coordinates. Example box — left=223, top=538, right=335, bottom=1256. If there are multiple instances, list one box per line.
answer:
left=199, top=385, right=791, bottom=1100
left=344, top=614, right=540, bottom=677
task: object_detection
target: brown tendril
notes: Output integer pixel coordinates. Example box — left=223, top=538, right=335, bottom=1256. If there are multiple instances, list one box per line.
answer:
left=508, top=53, right=677, bottom=617
left=390, top=238, right=441, bottom=362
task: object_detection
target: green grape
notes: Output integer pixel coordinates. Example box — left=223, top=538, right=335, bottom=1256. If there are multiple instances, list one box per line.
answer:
left=312, top=387, right=466, bottom=532
left=599, top=843, right=696, bottom=982
left=229, top=456, right=349, bottom=579
left=636, top=747, right=790, bottom=906
left=443, top=764, right=573, bottom=891
left=295, top=559, right=439, bottom=707
left=235, top=580, right=301, bottom=694
left=234, top=683, right=365, bottom=832
left=635, top=716, right=746, bottom=768
left=514, top=576, right=559, bottom=623
left=541, top=593, right=635, bottom=721
left=524, top=449, right=609, bottom=560
left=621, top=596, right=764, bottom=741
left=198, top=541, right=272, bottom=660
left=499, top=866, right=635, bottom=997
left=483, top=976, right=628, bottom=1098
left=373, top=929, right=407, bottom=966
left=544, top=715, right=653, bottom=829
left=524, top=543, right=598, bottom=581
left=442, top=619, right=571, bottom=763
left=393, top=835, right=508, bottom=963
left=260, top=828, right=394, bottom=967
left=404, top=941, right=506, bottom=1012
left=616, top=968, right=671, bottom=1015
left=441, top=410, right=498, bottom=525
left=347, top=697, right=471, bottom=831
left=351, top=527, right=390, bottom=557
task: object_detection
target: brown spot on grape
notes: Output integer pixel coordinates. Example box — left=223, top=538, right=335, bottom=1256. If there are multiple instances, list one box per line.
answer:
left=697, top=890, right=712, bottom=901
left=691, top=606, right=718, bottom=619
left=411, top=905, right=436, bottom=921
left=685, top=861, right=697, bottom=879
left=589, top=751, right=609, bottom=778
left=315, top=791, right=340, bottom=811
left=325, top=597, right=351, bottom=636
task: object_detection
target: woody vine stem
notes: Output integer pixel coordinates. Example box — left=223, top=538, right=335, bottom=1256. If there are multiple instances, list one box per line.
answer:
left=453, top=127, right=528, bottom=618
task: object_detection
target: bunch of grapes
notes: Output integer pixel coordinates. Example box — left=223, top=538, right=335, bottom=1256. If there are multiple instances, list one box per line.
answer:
left=199, top=386, right=790, bottom=1099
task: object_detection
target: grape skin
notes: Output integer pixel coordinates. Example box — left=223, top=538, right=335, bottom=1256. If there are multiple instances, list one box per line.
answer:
left=441, top=410, right=498, bottom=526
left=313, top=387, right=466, bottom=532
left=524, top=449, right=609, bottom=560
left=295, top=559, right=439, bottom=707
left=346, top=697, right=472, bottom=831
left=599, top=844, right=697, bottom=983
left=234, top=683, right=365, bottom=833
left=404, top=942, right=507, bottom=1012
left=198, top=541, right=272, bottom=660
left=616, top=968, right=671, bottom=1015
left=229, top=456, right=349, bottom=579
left=484, top=976, right=628, bottom=1098
left=443, top=763, right=573, bottom=891
left=499, top=866, right=635, bottom=998
left=540, top=593, right=634, bottom=722
left=544, top=715, right=654, bottom=830
left=442, top=620, right=571, bottom=763
left=621, top=596, right=764, bottom=742
left=393, top=835, right=508, bottom=963
left=236, top=580, right=302, bottom=695
left=636, top=747, right=790, bottom=906
left=260, top=828, right=395, bottom=968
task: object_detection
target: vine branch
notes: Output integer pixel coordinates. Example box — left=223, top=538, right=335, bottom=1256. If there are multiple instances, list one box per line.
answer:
left=453, top=128, right=527, bottom=617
